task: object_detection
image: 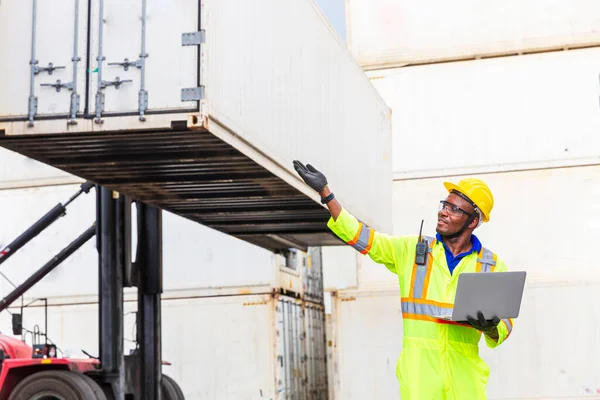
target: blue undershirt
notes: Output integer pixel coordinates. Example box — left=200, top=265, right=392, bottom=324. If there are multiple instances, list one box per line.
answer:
left=435, top=233, right=482, bottom=275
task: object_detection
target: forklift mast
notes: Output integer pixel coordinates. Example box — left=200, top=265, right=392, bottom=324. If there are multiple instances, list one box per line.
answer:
left=0, top=182, right=169, bottom=400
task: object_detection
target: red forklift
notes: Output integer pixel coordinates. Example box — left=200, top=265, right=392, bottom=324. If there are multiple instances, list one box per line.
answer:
left=0, top=182, right=184, bottom=399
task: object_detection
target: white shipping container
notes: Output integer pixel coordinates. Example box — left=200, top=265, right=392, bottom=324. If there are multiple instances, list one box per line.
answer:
left=0, top=184, right=319, bottom=300
left=0, top=184, right=99, bottom=299
left=322, top=246, right=359, bottom=292
left=366, top=48, right=600, bottom=179
left=328, top=284, right=600, bottom=399
left=327, top=290, right=403, bottom=399
left=355, top=165, right=600, bottom=289
left=345, top=0, right=600, bottom=69
left=0, top=148, right=81, bottom=189
left=0, top=294, right=329, bottom=400
left=0, top=0, right=392, bottom=251
left=481, top=280, right=600, bottom=399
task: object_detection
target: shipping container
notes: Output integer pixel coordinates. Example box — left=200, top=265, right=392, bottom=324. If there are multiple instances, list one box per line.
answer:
left=0, top=0, right=392, bottom=252
left=327, top=289, right=403, bottom=399
left=481, top=280, right=600, bottom=399
left=321, top=246, right=359, bottom=292
left=0, top=294, right=329, bottom=400
left=304, top=302, right=328, bottom=398
left=326, top=280, right=600, bottom=399
left=354, top=165, right=600, bottom=289
left=0, top=148, right=81, bottom=189
left=345, top=0, right=600, bottom=69
left=365, top=48, right=600, bottom=179
left=0, top=184, right=322, bottom=300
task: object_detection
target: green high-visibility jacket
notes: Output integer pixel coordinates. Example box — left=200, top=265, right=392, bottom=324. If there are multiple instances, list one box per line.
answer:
left=328, top=208, right=514, bottom=400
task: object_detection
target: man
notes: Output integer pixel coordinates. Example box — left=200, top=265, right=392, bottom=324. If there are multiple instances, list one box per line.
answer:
left=293, top=160, right=513, bottom=400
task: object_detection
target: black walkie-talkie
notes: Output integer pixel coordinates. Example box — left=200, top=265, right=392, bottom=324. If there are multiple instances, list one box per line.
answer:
left=415, top=219, right=428, bottom=266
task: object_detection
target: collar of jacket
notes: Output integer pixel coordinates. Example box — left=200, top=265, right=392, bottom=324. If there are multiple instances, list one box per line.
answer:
left=435, top=233, right=482, bottom=273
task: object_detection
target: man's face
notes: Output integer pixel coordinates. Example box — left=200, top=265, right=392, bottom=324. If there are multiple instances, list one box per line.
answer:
left=436, top=193, right=477, bottom=236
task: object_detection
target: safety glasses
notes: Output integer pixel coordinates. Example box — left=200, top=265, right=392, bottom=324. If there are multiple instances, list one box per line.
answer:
left=439, top=200, right=473, bottom=217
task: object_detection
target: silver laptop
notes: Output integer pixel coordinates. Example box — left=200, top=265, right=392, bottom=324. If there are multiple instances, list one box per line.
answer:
left=436, top=271, right=527, bottom=322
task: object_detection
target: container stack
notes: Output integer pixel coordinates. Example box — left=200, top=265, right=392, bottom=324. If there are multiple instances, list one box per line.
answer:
left=323, top=1, right=600, bottom=399
left=0, top=148, right=328, bottom=399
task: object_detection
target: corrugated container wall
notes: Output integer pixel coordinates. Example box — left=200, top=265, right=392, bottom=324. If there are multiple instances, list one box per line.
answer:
left=0, top=294, right=328, bottom=400
left=0, top=0, right=393, bottom=240
left=326, top=291, right=403, bottom=399
left=0, top=148, right=81, bottom=189
left=200, top=0, right=392, bottom=232
left=366, top=47, right=600, bottom=180
left=345, top=0, right=600, bottom=69
left=322, top=246, right=359, bottom=292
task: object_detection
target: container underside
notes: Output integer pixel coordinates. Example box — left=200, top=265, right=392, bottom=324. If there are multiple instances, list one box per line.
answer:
left=0, top=127, right=341, bottom=251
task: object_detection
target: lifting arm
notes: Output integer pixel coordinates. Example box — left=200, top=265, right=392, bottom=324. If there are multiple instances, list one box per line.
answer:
left=0, top=181, right=94, bottom=267
left=0, top=223, right=96, bottom=314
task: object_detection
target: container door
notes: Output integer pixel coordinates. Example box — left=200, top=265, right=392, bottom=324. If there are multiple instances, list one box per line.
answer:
left=0, top=0, right=89, bottom=125
left=304, top=304, right=328, bottom=399
left=88, top=0, right=200, bottom=123
left=305, top=247, right=324, bottom=304
left=276, top=297, right=308, bottom=399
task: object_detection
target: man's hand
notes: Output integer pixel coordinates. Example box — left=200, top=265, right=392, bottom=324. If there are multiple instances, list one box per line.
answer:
left=467, top=311, right=500, bottom=338
left=293, top=160, right=328, bottom=193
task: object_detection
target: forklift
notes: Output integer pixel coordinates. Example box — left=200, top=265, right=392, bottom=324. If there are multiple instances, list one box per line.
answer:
left=0, top=181, right=183, bottom=399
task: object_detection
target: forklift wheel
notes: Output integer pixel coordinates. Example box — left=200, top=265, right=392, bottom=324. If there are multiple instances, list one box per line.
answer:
left=162, top=374, right=185, bottom=400
left=80, top=373, right=108, bottom=400
left=8, top=370, right=98, bottom=400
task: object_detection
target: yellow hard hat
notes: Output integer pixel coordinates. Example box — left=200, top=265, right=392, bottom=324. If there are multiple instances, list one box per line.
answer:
left=443, top=178, right=494, bottom=223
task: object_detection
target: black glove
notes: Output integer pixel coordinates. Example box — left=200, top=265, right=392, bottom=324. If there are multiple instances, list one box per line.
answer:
left=466, top=311, right=500, bottom=334
left=293, top=160, right=328, bottom=192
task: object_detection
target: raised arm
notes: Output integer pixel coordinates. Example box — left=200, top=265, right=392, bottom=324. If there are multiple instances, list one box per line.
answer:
left=292, top=160, right=342, bottom=220
left=293, top=160, right=402, bottom=272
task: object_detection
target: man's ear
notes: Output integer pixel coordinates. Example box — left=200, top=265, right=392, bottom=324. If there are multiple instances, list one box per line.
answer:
left=468, top=217, right=480, bottom=229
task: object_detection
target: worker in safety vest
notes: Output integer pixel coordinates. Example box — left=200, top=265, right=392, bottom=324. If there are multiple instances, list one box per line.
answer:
left=293, top=160, right=514, bottom=400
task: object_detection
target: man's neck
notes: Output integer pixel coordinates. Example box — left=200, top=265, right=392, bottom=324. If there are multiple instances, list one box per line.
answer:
left=441, top=234, right=473, bottom=256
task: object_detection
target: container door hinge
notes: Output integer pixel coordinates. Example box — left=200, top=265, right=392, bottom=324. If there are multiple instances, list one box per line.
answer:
left=27, top=96, right=38, bottom=127
left=181, top=87, right=205, bottom=101
left=138, top=90, right=149, bottom=121
left=69, top=92, right=80, bottom=125
left=181, top=30, right=205, bottom=46
left=95, top=92, right=105, bottom=124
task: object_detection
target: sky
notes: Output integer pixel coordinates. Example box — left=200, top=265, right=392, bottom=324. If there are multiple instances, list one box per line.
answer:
left=314, top=0, right=346, bottom=42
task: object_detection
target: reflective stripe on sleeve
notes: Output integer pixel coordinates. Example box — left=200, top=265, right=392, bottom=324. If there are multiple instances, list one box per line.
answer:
left=347, top=223, right=374, bottom=255
left=502, top=318, right=513, bottom=337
